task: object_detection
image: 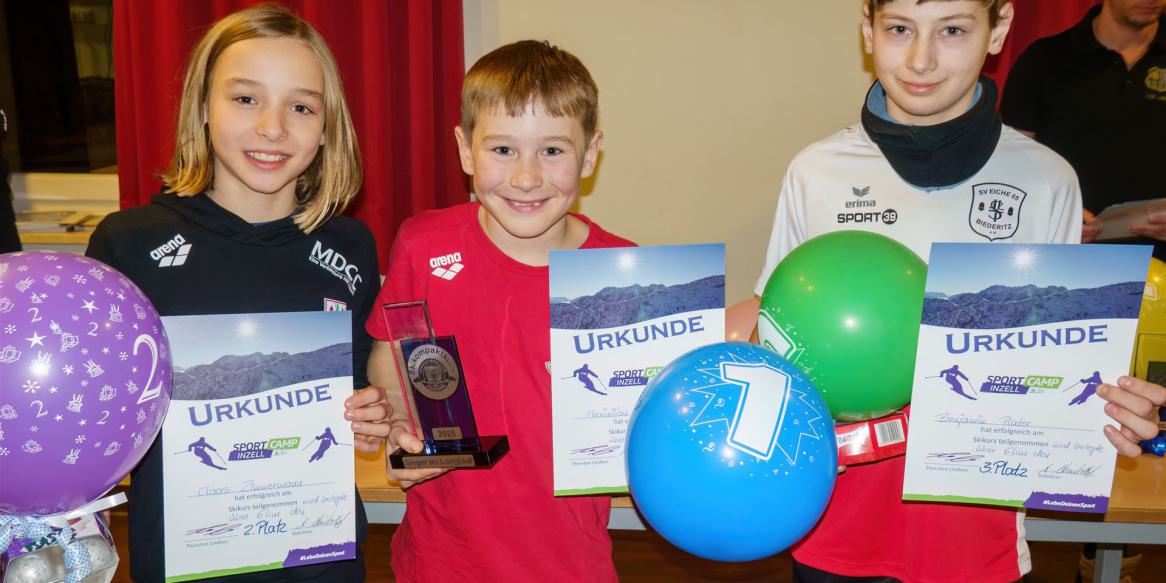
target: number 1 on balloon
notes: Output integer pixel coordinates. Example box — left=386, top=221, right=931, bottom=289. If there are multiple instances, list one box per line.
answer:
left=722, top=363, right=791, bottom=461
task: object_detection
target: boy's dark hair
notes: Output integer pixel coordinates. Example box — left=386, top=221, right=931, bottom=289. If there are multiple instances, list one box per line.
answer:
left=868, top=0, right=1010, bottom=27
left=460, top=40, right=599, bottom=141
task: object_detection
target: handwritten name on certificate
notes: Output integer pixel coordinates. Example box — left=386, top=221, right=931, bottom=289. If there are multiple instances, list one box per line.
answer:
left=549, top=244, right=725, bottom=495
left=160, top=312, right=357, bottom=582
left=903, top=243, right=1151, bottom=513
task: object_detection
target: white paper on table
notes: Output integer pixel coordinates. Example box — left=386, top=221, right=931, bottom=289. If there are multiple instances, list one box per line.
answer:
left=1093, top=197, right=1166, bottom=241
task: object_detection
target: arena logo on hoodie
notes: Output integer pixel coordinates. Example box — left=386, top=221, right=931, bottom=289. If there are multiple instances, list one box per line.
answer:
left=149, top=234, right=192, bottom=267
left=308, top=241, right=362, bottom=295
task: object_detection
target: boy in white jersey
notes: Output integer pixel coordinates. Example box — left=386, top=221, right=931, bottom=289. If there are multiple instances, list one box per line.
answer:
left=755, top=1, right=1166, bottom=582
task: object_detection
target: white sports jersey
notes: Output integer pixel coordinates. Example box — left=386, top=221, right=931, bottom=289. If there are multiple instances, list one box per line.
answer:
left=755, top=124, right=1083, bottom=295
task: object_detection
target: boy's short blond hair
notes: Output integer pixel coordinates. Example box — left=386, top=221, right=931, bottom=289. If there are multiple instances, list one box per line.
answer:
left=460, top=40, right=599, bottom=141
left=868, top=0, right=1011, bottom=26
left=163, top=4, right=361, bottom=234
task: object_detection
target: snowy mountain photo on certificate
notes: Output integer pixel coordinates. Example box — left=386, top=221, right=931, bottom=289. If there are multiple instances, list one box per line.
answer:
left=922, top=244, right=1149, bottom=328
left=166, top=311, right=352, bottom=400
left=549, top=244, right=725, bottom=330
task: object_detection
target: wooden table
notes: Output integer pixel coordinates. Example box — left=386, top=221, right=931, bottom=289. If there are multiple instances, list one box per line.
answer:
left=17, top=230, right=94, bottom=256
left=355, top=449, right=634, bottom=525
left=1105, top=453, right=1165, bottom=523
left=1025, top=454, right=1166, bottom=583
left=17, top=213, right=101, bottom=250
left=356, top=451, right=1166, bottom=583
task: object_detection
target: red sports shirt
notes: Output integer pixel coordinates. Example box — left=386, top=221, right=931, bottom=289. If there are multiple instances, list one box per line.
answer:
left=792, top=408, right=1029, bottom=583
left=367, top=202, right=635, bottom=582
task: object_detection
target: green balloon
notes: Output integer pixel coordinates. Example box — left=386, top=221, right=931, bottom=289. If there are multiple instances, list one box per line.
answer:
left=759, top=231, right=926, bottom=420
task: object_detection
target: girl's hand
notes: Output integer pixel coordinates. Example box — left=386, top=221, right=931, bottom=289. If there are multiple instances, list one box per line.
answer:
left=365, top=341, right=451, bottom=488
left=345, top=385, right=391, bottom=453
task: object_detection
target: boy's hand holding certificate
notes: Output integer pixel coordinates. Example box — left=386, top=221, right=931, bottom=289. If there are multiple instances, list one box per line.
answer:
left=903, top=244, right=1152, bottom=513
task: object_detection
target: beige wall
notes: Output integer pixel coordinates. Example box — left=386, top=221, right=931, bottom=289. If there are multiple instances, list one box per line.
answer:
left=464, top=0, right=875, bottom=302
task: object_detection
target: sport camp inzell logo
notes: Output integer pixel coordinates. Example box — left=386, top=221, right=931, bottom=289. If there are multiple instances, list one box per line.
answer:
left=928, top=364, right=1103, bottom=406
left=930, top=366, right=1062, bottom=400
left=562, top=364, right=663, bottom=396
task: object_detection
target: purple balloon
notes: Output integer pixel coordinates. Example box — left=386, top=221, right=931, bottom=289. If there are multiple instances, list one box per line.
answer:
left=0, top=251, right=172, bottom=516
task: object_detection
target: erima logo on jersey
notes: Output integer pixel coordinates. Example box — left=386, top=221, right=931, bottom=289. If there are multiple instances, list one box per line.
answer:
left=149, top=234, right=191, bottom=267
left=309, top=241, right=363, bottom=295
left=837, top=209, right=898, bottom=225
left=848, top=185, right=876, bottom=208
left=429, top=252, right=464, bottom=280
left=846, top=186, right=877, bottom=209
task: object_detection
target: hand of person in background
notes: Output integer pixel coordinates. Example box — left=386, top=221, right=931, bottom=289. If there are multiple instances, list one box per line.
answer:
left=1099, top=376, right=1166, bottom=457
left=1082, top=209, right=1102, bottom=243
left=1128, top=210, right=1166, bottom=241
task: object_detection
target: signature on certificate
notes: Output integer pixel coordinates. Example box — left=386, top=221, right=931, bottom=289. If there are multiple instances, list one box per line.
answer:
left=571, top=444, right=620, bottom=457
left=294, top=511, right=351, bottom=530
left=186, top=523, right=241, bottom=538
left=1039, top=463, right=1099, bottom=478
left=925, top=451, right=984, bottom=463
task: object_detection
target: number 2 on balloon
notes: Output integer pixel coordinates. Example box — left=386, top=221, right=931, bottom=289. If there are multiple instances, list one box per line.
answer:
left=133, top=334, right=163, bottom=405
left=30, top=400, right=48, bottom=418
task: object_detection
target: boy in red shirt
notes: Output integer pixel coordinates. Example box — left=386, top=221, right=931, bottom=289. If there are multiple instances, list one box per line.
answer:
left=366, top=40, right=633, bottom=582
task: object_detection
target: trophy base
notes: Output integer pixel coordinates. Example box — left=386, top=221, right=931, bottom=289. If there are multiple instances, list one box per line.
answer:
left=388, top=435, right=509, bottom=469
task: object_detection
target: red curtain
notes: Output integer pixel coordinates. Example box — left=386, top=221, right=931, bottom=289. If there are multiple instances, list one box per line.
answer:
left=113, top=0, right=467, bottom=272
left=985, top=0, right=1099, bottom=93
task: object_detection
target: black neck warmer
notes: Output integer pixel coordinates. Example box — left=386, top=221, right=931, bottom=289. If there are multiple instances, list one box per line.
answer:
left=861, top=76, right=1003, bottom=190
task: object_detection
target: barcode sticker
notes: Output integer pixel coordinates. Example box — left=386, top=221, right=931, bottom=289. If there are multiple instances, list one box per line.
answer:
left=874, top=418, right=906, bottom=446
left=835, top=411, right=908, bottom=466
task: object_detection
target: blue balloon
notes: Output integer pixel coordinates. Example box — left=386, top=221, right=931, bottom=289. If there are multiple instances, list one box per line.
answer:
left=627, top=342, right=837, bottom=562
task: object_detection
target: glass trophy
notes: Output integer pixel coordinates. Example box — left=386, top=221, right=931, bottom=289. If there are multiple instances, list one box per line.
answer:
left=381, top=300, right=509, bottom=469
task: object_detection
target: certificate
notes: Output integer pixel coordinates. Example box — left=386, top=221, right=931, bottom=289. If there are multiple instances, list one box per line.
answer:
left=161, top=311, right=356, bottom=582
left=549, top=244, right=725, bottom=495
left=903, top=243, right=1152, bottom=513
